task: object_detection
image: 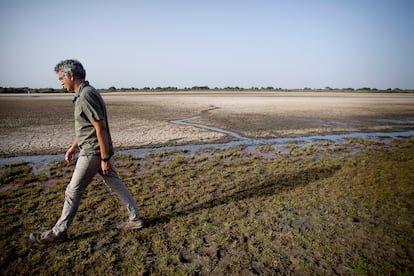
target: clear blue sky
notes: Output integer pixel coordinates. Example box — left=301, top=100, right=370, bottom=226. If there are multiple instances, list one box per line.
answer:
left=1, top=0, right=413, bottom=89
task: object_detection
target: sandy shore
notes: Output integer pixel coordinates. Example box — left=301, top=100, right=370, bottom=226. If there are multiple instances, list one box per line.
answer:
left=1, top=91, right=413, bottom=157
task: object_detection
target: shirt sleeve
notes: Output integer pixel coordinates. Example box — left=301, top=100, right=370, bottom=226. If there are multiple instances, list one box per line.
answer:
left=81, top=90, right=105, bottom=123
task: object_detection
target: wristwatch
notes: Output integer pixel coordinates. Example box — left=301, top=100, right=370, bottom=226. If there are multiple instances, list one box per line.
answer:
left=101, top=157, right=110, bottom=162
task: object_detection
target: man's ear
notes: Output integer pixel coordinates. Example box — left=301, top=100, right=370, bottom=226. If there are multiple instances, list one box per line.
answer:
left=68, top=72, right=74, bottom=81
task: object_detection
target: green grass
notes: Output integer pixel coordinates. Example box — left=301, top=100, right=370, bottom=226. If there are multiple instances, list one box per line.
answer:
left=0, top=162, right=39, bottom=184
left=1, top=138, right=413, bottom=275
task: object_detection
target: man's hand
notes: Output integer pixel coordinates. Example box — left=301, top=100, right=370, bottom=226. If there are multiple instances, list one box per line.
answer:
left=101, top=159, right=112, bottom=175
left=65, top=143, right=78, bottom=163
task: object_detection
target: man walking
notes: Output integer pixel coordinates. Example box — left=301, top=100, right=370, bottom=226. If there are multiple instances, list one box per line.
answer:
left=30, top=59, right=143, bottom=244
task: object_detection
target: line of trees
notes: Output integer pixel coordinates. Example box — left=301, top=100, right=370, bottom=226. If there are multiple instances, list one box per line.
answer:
left=1, top=86, right=412, bottom=94
left=101, top=86, right=412, bottom=93
left=0, top=87, right=66, bottom=94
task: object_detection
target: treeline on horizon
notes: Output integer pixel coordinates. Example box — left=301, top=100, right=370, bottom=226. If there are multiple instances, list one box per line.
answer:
left=0, top=86, right=413, bottom=94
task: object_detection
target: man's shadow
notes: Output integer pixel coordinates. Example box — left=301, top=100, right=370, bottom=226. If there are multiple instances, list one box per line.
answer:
left=145, top=163, right=341, bottom=227
left=74, top=163, right=340, bottom=241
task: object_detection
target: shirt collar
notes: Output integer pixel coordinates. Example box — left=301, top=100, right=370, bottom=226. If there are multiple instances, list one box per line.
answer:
left=72, top=81, right=89, bottom=103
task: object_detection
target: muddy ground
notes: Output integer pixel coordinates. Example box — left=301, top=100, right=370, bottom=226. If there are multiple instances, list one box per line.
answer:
left=1, top=91, right=413, bottom=157
left=0, top=91, right=414, bottom=274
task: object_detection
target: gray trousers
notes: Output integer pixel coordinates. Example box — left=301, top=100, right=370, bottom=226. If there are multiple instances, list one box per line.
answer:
left=52, top=155, right=140, bottom=235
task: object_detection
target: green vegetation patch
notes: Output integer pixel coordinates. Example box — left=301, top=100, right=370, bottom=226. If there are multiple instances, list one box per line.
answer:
left=0, top=162, right=45, bottom=184
left=1, top=138, right=413, bottom=275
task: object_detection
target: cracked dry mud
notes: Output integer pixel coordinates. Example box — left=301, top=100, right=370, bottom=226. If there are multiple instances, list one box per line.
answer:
left=1, top=91, right=414, bottom=156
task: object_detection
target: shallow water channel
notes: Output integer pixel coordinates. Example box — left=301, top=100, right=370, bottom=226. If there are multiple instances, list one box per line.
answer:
left=1, top=111, right=414, bottom=170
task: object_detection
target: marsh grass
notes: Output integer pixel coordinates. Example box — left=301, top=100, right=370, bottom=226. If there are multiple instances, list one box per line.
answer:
left=0, top=162, right=39, bottom=184
left=1, top=138, right=413, bottom=275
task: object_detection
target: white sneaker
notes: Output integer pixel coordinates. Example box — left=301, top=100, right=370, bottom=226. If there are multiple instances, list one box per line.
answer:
left=117, top=218, right=144, bottom=230
left=29, top=230, right=67, bottom=244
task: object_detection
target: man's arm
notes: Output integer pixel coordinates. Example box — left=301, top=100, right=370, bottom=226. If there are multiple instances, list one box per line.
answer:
left=92, top=120, right=112, bottom=175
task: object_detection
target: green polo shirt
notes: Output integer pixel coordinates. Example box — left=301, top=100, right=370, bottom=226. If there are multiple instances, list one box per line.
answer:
left=73, top=81, right=114, bottom=156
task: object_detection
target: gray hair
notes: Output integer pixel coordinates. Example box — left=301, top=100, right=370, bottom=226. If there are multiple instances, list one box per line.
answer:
left=54, top=59, right=86, bottom=79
